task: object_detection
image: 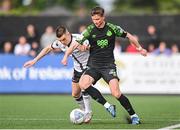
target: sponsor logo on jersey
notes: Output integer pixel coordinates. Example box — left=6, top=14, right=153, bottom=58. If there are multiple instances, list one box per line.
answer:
left=97, top=39, right=109, bottom=48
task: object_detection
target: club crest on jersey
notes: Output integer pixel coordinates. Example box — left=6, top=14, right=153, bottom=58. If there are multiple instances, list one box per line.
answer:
left=106, top=30, right=112, bottom=36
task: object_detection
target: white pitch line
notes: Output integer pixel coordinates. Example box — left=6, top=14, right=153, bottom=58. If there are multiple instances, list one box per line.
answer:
left=0, top=118, right=118, bottom=121
left=158, top=123, right=180, bottom=130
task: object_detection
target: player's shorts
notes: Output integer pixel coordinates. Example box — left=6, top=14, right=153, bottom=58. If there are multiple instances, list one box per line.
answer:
left=72, top=69, right=86, bottom=83
left=84, top=64, right=119, bottom=84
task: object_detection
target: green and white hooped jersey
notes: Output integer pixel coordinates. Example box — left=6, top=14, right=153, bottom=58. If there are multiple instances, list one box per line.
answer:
left=51, top=34, right=89, bottom=72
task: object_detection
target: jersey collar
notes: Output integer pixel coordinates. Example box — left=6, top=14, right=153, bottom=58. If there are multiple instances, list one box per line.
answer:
left=67, top=34, right=73, bottom=47
left=94, top=22, right=107, bottom=30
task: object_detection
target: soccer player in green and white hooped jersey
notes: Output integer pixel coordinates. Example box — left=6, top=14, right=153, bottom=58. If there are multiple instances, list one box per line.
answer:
left=24, top=25, right=115, bottom=123
left=77, top=6, right=148, bottom=125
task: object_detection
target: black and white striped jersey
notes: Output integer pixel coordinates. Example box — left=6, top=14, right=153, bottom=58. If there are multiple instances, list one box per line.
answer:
left=51, top=34, right=89, bottom=72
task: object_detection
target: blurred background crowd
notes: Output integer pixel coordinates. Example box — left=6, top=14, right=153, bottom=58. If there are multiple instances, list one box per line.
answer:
left=0, top=0, right=180, bottom=57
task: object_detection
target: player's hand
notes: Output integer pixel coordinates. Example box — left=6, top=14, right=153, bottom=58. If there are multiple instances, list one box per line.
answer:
left=61, top=58, right=67, bottom=66
left=139, top=48, right=147, bottom=56
left=85, top=45, right=90, bottom=50
left=23, top=60, right=36, bottom=68
left=79, top=45, right=89, bottom=51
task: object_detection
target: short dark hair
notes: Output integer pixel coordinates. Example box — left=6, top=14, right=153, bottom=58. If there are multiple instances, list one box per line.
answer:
left=56, top=25, right=66, bottom=38
left=91, top=6, right=104, bottom=16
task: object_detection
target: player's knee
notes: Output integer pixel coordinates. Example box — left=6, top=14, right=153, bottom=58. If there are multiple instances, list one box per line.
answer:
left=79, top=77, right=91, bottom=89
left=72, top=92, right=80, bottom=98
left=79, top=81, right=84, bottom=89
left=111, top=91, right=121, bottom=98
left=79, top=82, right=90, bottom=90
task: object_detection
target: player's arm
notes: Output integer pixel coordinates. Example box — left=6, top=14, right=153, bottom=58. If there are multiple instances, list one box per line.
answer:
left=23, top=44, right=53, bottom=68
left=126, top=32, right=147, bottom=56
left=77, top=45, right=89, bottom=51
left=61, top=41, right=79, bottom=66
left=108, top=23, right=147, bottom=56
left=76, top=25, right=93, bottom=45
left=77, top=41, right=90, bottom=51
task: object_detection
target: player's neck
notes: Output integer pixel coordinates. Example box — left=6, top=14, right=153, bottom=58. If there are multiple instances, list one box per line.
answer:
left=98, top=21, right=106, bottom=28
left=66, top=34, right=72, bottom=46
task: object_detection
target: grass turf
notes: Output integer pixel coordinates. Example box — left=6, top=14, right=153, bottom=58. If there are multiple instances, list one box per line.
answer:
left=0, top=95, right=180, bottom=129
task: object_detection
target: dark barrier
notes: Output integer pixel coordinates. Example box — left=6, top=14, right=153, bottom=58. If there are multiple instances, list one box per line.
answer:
left=0, top=16, right=71, bottom=42
left=0, top=54, right=73, bottom=93
left=0, top=15, right=180, bottom=44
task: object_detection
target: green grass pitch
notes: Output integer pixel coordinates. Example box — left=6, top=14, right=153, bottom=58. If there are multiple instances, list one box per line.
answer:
left=0, top=95, right=180, bottom=129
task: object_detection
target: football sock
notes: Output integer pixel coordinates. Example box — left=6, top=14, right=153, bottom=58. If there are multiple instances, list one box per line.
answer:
left=82, top=90, right=91, bottom=113
left=130, top=114, right=138, bottom=119
left=104, top=102, right=111, bottom=109
left=83, top=86, right=107, bottom=106
left=74, top=93, right=85, bottom=110
left=117, top=94, right=135, bottom=115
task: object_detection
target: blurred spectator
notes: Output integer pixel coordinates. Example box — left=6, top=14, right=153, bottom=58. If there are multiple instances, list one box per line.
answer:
left=152, top=41, right=171, bottom=56
left=147, top=43, right=155, bottom=53
left=29, top=41, right=40, bottom=57
left=40, top=25, right=56, bottom=49
left=25, top=24, right=39, bottom=44
left=14, top=36, right=31, bottom=55
left=78, top=25, right=86, bottom=33
left=2, top=41, right=13, bottom=54
left=125, top=35, right=139, bottom=53
left=0, top=0, right=11, bottom=13
left=113, top=39, right=122, bottom=58
left=171, top=43, right=179, bottom=54
left=146, top=25, right=160, bottom=48
left=76, top=6, right=86, bottom=17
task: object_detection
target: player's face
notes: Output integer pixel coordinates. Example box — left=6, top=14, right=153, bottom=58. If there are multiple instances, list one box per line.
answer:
left=58, top=33, right=69, bottom=45
left=91, top=14, right=105, bottom=28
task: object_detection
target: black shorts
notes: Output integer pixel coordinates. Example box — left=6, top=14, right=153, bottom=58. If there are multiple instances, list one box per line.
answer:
left=84, top=65, right=119, bottom=84
left=72, top=69, right=86, bottom=83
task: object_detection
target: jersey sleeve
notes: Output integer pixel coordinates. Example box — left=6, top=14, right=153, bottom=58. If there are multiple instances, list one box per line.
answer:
left=76, top=24, right=94, bottom=45
left=76, top=34, right=89, bottom=46
left=107, top=23, right=127, bottom=38
left=51, top=40, right=67, bottom=52
left=82, top=39, right=89, bottom=46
